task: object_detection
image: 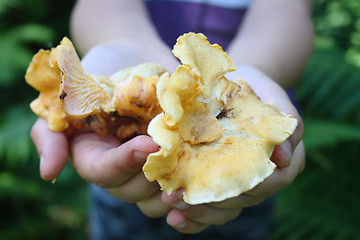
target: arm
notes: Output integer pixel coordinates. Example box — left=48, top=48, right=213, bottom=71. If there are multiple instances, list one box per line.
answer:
left=70, top=0, right=178, bottom=72
left=227, top=0, right=314, bottom=89
left=71, top=0, right=158, bottom=54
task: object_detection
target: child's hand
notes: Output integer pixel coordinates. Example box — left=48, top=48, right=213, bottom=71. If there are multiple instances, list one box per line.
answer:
left=153, top=65, right=305, bottom=234
left=31, top=40, right=178, bottom=219
left=30, top=47, right=304, bottom=235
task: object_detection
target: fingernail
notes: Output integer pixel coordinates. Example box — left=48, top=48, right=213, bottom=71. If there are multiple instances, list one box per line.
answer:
left=173, top=200, right=189, bottom=210
left=176, top=221, right=188, bottom=229
left=280, top=141, right=292, bottom=167
left=176, top=188, right=185, bottom=199
left=282, top=141, right=292, bottom=161
left=172, top=189, right=189, bottom=209
left=133, top=151, right=149, bottom=163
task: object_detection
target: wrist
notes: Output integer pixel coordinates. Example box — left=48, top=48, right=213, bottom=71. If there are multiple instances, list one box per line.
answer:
left=105, top=37, right=179, bottom=73
left=80, top=37, right=178, bottom=75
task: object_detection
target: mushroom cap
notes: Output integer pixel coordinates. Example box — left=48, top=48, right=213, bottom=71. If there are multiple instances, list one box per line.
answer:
left=25, top=50, right=60, bottom=92
left=108, top=63, right=166, bottom=122
left=26, top=37, right=167, bottom=136
left=25, top=44, right=80, bottom=132
left=55, top=37, right=112, bottom=119
left=143, top=33, right=297, bottom=204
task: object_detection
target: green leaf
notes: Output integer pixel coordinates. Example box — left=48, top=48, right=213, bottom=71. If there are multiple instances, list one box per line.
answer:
left=303, top=118, right=360, bottom=150
left=331, top=92, right=360, bottom=120
left=0, top=171, right=42, bottom=198
left=304, top=66, right=347, bottom=111
left=297, top=47, right=360, bottom=122
left=0, top=105, right=37, bottom=166
left=0, top=23, right=55, bottom=86
left=0, top=0, right=20, bottom=15
left=316, top=73, right=360, bottom=117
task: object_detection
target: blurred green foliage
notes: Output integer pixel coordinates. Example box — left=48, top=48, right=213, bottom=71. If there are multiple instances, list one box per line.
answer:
left=0, top=0, right=359, bottom=240
left=272, top=1, right=360, bottom=239
left=0, top=1, right=88, bottom=239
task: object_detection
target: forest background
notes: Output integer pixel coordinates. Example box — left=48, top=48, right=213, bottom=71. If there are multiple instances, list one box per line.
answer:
left=1, top=0, right=360, bottom=239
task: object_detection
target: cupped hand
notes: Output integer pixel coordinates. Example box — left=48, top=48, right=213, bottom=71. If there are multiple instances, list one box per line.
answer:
left=30, top=39, right=178, bottom=215
left=143, top=65, right=305, bottom=234
left=31, top=45, right=304, bottom=234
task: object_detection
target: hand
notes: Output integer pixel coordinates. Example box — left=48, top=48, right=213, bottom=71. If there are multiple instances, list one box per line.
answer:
left=31, top=47, right=304, bottom=234
left=149, top=65, right=305, bottom=234
left=30, top=39, right=178, bottom=214
left=30, top=40, right=153, bottom=180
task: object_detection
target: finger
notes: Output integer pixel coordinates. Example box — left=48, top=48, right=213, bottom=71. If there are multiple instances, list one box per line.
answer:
left=270, top=113, right=303, bottom=168
left=247, top=141, right=305, bottom=198
left=208, top=194, right=265, bottom=210
left=162, top=191, right=241, bottom=225
left=31, top=118, right=69, bottom=181
left=107, top=172, right=160, bottom=203
left=289, top=113, right=304, bottom=149
left=166, top=209, right=209, bottom=234
left=271, top=141, right=292, bottom=168
left=180, top=205, right=241, bottom=226
left=136, top=191, right=171, bottom=218
left=70, top=134, right=159, bottom=188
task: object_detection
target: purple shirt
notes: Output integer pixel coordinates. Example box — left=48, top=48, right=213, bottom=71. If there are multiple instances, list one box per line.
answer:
left=145, top=0, right=250, bottom=50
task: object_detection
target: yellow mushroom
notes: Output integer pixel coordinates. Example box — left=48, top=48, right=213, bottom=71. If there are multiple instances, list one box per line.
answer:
left=26, top=37, right=166, bottom=138
left=26, top=33, right=297, bottom=205
left=25, top=42, right=83, bottom=132
left=143, top=33, right=297, bottom=204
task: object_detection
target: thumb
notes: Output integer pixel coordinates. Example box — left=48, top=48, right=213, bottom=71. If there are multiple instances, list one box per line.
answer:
left=70, top=134, right=159, bottom=188
left=271, top=141, right=292, bottom=168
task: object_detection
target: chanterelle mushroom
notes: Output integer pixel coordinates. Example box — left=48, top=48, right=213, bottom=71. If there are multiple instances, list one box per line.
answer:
left=143, top=33, right=297, bottom=205
left=26, top=32, right=297, bottom=205
left=26, top=37, right=166, bottom=137
left=25, top=39, right=84, bottom=132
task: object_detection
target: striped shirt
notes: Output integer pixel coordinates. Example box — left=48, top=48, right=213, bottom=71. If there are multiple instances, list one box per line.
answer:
left=145, top=0, right=252, bottom=49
